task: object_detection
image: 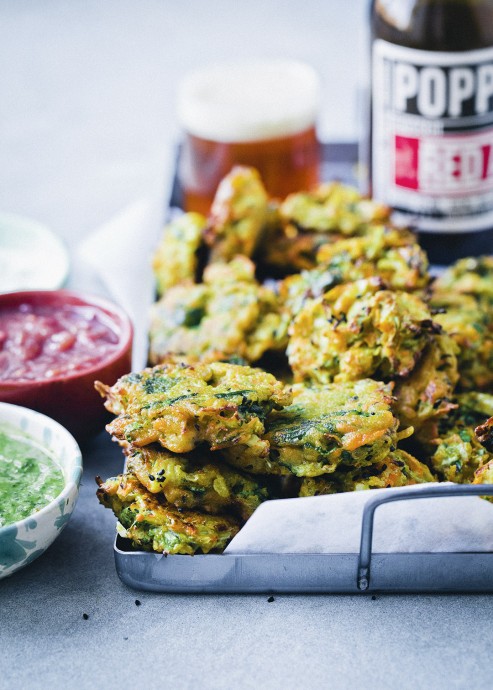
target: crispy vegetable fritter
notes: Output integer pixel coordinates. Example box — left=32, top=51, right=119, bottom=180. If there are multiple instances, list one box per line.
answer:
left=148, top=256, right=289, bottom=366
left=95, top=360, right=291, bottom=454
left=287, top=278, right=439, bottom=385
left=430, top=292, right=493, bottom=392
left=426, top=393, right=493, bottom=483
left=126, top=445, right=269, bottom=520
left=258, top=183, right=392, bottom=274
left=299, top=449, right=435, bottom=496
left=280, top=182, right=391, bottom=235
left=433, top=256, right=493, bottom=305
left=280, top=226, right=429, bottom=317
left=222, top=380, right=400, bottom=477
left=152, top=212, right=207, bottom=296
left=97, top=474, right=240, bottom=554
left=393, top=334, right=459, bottom=440
left=315, top=226, right=429, bottom=291
left=205, top=166, right=268, bottom=262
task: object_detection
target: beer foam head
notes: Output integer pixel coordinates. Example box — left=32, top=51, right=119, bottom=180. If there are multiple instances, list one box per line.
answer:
left=177, top=59, right=320, bottom=142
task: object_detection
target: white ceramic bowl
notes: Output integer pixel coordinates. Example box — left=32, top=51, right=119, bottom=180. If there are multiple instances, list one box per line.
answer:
left=0, top=213, right=70, bottom=292
left=0, top=402, right=82, bottom=579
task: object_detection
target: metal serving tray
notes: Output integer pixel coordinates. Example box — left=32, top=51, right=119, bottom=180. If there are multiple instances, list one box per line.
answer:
left=114, top=484, right=493, bottom=593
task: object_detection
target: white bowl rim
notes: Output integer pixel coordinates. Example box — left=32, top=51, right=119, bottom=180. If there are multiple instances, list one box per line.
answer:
left=0, top=401, right=83, bottom=536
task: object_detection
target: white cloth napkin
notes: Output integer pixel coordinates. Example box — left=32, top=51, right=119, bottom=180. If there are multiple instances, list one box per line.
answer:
left=76, top=198, right=163, bottom=370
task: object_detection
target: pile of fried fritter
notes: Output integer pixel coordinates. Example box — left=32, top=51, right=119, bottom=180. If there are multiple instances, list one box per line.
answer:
left=96, top=166, right=493, bottom=555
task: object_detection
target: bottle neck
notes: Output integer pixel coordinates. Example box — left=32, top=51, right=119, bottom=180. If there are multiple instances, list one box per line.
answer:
left=372, top=0, right=493, bottom=52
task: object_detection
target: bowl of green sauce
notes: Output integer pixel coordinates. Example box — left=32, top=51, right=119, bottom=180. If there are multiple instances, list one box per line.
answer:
left=0, top=402, right=82, bottom=579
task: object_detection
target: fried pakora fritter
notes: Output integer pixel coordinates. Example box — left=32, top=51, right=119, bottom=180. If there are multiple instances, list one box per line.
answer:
left=287, top=278, right=439, bottom=385
left=148, top=256, right=289, bottom=366
left=392, top=334, right=459, bottom=440
left=315, top=226, right=429, bottom=291
left=433, top=256, right=493, bottom=305
left=96, top=473, right=240, bottom=554
left=204, top=166, right=268, bottom=262
left=95, top=360, right=292, bottom=454
left=152, top=212, right=207, bottom=296
left=257, top=182, right=392, bottom=274
left=426, top=393, right=493, bottom=483
left=222, top=380, right=400, bottom=477
left=281, top=182, right=391, bottom=236
left=126, top=445, right=269, bottom=520
left=430, top=292, right=493, bottom=392
left=280, top=226, right=429, bottom=317
left=298, top=449, right=435, bottom=496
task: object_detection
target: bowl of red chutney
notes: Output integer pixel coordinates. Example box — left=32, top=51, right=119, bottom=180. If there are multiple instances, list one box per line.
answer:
left=0, top=290, right=133, bottom=440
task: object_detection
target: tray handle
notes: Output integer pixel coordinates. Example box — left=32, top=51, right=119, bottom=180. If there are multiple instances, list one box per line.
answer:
left=357, top=483, right=493, bottom=591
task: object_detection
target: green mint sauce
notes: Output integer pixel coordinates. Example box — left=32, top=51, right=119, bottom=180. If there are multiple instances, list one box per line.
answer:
left=0, top=429, right=64, bottom=528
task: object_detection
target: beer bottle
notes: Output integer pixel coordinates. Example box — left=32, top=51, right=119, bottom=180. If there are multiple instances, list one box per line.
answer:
left=370, top=0, right=493, bottom=263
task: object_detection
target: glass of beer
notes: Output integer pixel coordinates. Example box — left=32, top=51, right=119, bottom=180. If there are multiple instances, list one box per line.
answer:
left=177, top=59, right=321, bottom=214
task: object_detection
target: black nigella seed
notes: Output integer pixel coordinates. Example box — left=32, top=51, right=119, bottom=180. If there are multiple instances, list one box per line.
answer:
left=82, top=613, right=89, bottom=620
left=148, top=475, right=155, bottom=481
left=135, top=599, right=142, bottom=606
left=267, top=596, right=275, bottom=603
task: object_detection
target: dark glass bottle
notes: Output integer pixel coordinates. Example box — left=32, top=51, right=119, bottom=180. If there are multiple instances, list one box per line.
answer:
left=370, top=0, right=493, bottom=263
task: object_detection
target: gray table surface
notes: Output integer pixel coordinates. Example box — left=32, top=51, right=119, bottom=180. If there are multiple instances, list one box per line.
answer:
left=1, top=2, right=493, bottom=689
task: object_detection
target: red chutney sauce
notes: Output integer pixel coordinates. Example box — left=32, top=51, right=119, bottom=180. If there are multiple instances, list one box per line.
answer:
left=0, top=303, right=121, bottom=381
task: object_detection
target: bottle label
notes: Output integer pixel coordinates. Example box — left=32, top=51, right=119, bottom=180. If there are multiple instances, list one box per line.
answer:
left=372, top=40, right=493, bottom=233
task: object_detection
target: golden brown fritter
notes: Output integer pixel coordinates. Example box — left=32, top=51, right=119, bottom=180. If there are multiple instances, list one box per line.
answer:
left=425, top=393, right=493, bottom=483
left=96, top=473, right=240, bottom=554
left=222, top=380, right=400, bottom=477
left=205, top=166, right=269, bottom=262
left=95, top=359, right=292, bottom=454
left=148, top=256, right=289, bottom=366
left=287, top=278, right=439, bottom=385
left=126, top=445, right=269, bottom=520
left=393, top=334, right=459, bottom=441
left=257, top=183, right=392, bottom=274
left=430, top=292, right=493, bottom=392
left=299, top=449, right=435, bottom=496
left=152, top=212, right=207, bottom=296
left=280, top=226, right=429, bottom=318
left=315, top=226, right=429, bottom=292
left=433, top=256, right=493, bottom=305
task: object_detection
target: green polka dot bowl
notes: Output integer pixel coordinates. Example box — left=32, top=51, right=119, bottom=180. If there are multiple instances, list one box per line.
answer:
left=0, top=402, right=82, bottom=579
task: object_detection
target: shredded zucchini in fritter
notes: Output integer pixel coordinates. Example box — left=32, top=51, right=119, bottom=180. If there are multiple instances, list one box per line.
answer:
left=223, top=380, right=400, bottom=477
left=149, top=256, right=289, bottom=365
left=126, top=445, right=269, bottom=520
left=97, top=474, right=240, bottom=554
left=95, top=360, right=291, bottom=454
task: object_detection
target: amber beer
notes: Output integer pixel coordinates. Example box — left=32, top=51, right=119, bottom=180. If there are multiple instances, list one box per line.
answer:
left=177, top=60, right=321, bottom=215
left=370, top=0, right=493, bottom=263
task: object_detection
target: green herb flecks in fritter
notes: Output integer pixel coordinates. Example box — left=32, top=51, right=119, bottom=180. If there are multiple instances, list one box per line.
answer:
left=287, top=278, right=440, bottom=385
left=393, top=334, right=459, bottom=442
left=258, top=183, right=393, bottom=274
left=96, top=474, right=240, bottom=555
left=431, top=286, right=493, bottom=392
left=222, top=380, right=401, bottom=477
left=298, top=449, right=435, bottom=496
left=426, top=392, right=493, bottom=483
left=152, top=212, right=207, bottom=296
left=95, top=360, right=292, bottom=454
left=149, top=256, right=289, bottom=366
left=433, top=256, right=493, bottom=306
left=126, top=445, right=269, bottom=520
left=204, top=166, right=269, bottom=262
